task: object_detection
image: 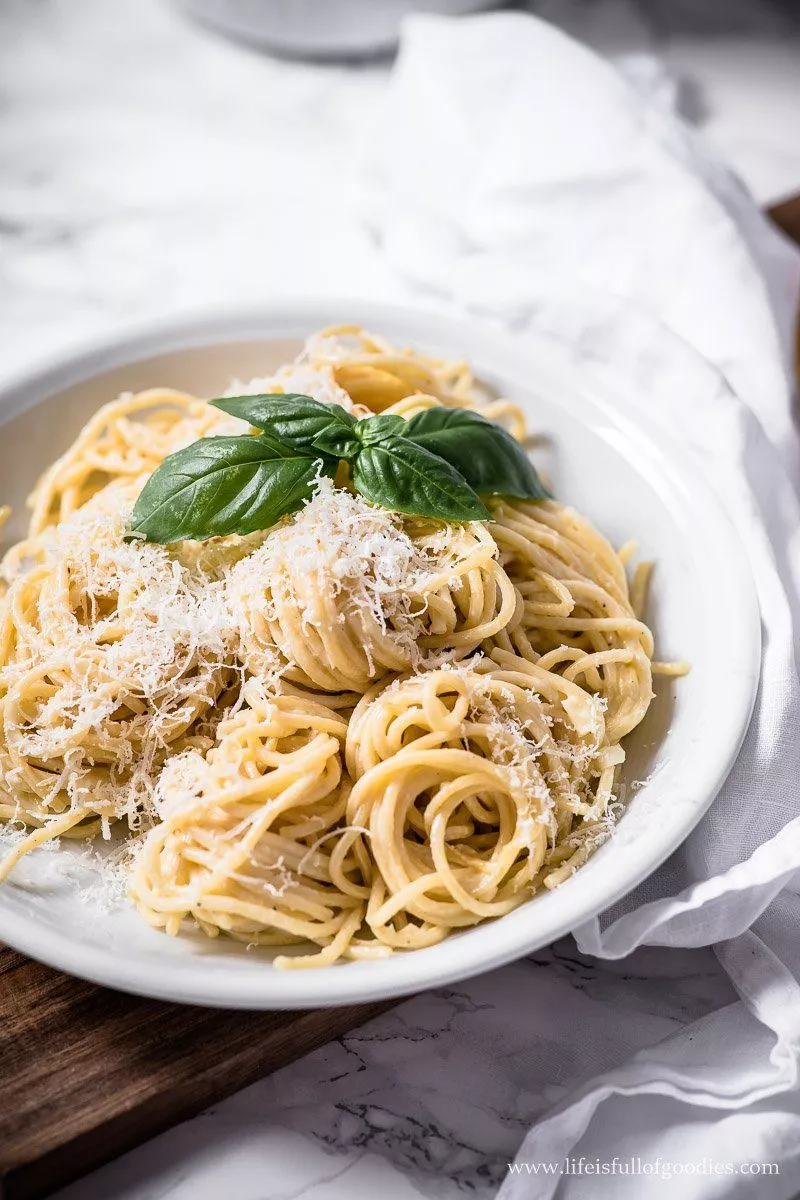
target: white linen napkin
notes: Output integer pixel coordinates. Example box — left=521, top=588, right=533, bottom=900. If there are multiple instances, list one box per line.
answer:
left=360, top=12, right=800, bottom=1197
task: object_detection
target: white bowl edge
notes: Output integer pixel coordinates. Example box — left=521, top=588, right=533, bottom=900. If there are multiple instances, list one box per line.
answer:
left=0, top=300, right=761, bottom=1008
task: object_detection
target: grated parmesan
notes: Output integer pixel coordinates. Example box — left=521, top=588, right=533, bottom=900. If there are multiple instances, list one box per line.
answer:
left=0, top=481, right=244, bottom=831
left=225, top=360, right=366, bottom=416
left=226, top=478, right=461, bottom=682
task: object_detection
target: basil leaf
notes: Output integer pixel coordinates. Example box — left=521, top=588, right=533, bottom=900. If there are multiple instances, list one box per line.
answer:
left=310, top=426, right=362, bottom=460
left=211, top=393, right=356, bottom=453
left=356, top=414, right=406, bottom=445
left=127, top=435, right=333, bottom=544
left=404, top=407, right=552, bottom=500
left=353, top=435, right=489, bottom=522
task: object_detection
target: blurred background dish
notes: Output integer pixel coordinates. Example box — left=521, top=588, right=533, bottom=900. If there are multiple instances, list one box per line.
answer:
left=177, top=0, right=503, bottom=59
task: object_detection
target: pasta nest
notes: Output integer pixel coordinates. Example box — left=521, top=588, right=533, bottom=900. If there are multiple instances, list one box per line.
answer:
left=227, top=480, right=518, bottom=693
left=488, top=499, right=654, bottom=742
left=131, top=689, right=364, bottom=967
left=0, top=482, right=239, bottom=831
left=340, top=662, right=615, bottom=953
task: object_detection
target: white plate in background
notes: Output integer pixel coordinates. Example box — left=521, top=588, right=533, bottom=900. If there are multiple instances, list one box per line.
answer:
left=177, top=0, right=500, bottom=60
left=0, top=302, right=760, bottom=1008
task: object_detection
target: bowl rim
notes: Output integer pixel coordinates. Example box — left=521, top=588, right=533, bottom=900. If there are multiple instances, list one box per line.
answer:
left=0, top=300, right=761, bottom=1008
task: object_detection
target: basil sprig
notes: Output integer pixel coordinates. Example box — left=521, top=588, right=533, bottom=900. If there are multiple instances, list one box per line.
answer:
left=127, top=392, right=549, bottom=543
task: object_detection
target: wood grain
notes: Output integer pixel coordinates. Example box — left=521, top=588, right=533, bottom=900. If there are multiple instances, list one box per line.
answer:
left=0, top=947, right=396, bottom=1200
left=767, top=194, right=800, bottom=378
left=769, top=193, right=800, bottom=246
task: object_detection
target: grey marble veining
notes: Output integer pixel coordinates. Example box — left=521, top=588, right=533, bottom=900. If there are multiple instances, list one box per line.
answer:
left=246, top=945, right=734, bottom=1189
left=53, top=942, right=735, bottom=1200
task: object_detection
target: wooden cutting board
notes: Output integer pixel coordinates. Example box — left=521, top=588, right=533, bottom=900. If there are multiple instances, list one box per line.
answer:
left=1, top=195, right=799, bottom=1200
left=770, top=193, right=800, bottom=377
left=771, top=192, right=800, bottom=247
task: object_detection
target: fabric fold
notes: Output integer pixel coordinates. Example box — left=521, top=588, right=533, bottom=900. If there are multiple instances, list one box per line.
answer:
left=360, top=11, right=800, bottom=1196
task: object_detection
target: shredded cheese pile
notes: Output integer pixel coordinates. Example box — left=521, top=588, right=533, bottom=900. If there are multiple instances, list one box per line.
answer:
left=227, top=477, right=515, bottom=692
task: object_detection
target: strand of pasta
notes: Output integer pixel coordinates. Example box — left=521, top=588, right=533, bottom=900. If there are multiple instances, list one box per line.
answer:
left=0, top=325, right=675, bottom=967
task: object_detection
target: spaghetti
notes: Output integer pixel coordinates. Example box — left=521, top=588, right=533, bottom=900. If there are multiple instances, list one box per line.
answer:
left=0, top=325, right=681, bottom=968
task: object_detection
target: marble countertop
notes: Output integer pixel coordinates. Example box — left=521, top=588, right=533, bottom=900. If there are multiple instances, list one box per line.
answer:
left=1, top=2, right=798, bottom=1198
left=55, top=943, right=737, bottom=1200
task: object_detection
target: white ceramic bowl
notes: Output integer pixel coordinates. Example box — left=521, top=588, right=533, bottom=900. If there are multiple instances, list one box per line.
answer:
left=177, top=0, right=500, bottom=60
left=0, top=302, right=760, bottom=1008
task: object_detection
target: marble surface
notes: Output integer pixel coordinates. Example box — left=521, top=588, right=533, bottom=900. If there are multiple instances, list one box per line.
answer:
left=0, top=2, right=798, bottom=1198
left=55, top=944, right=737, bottom=1200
